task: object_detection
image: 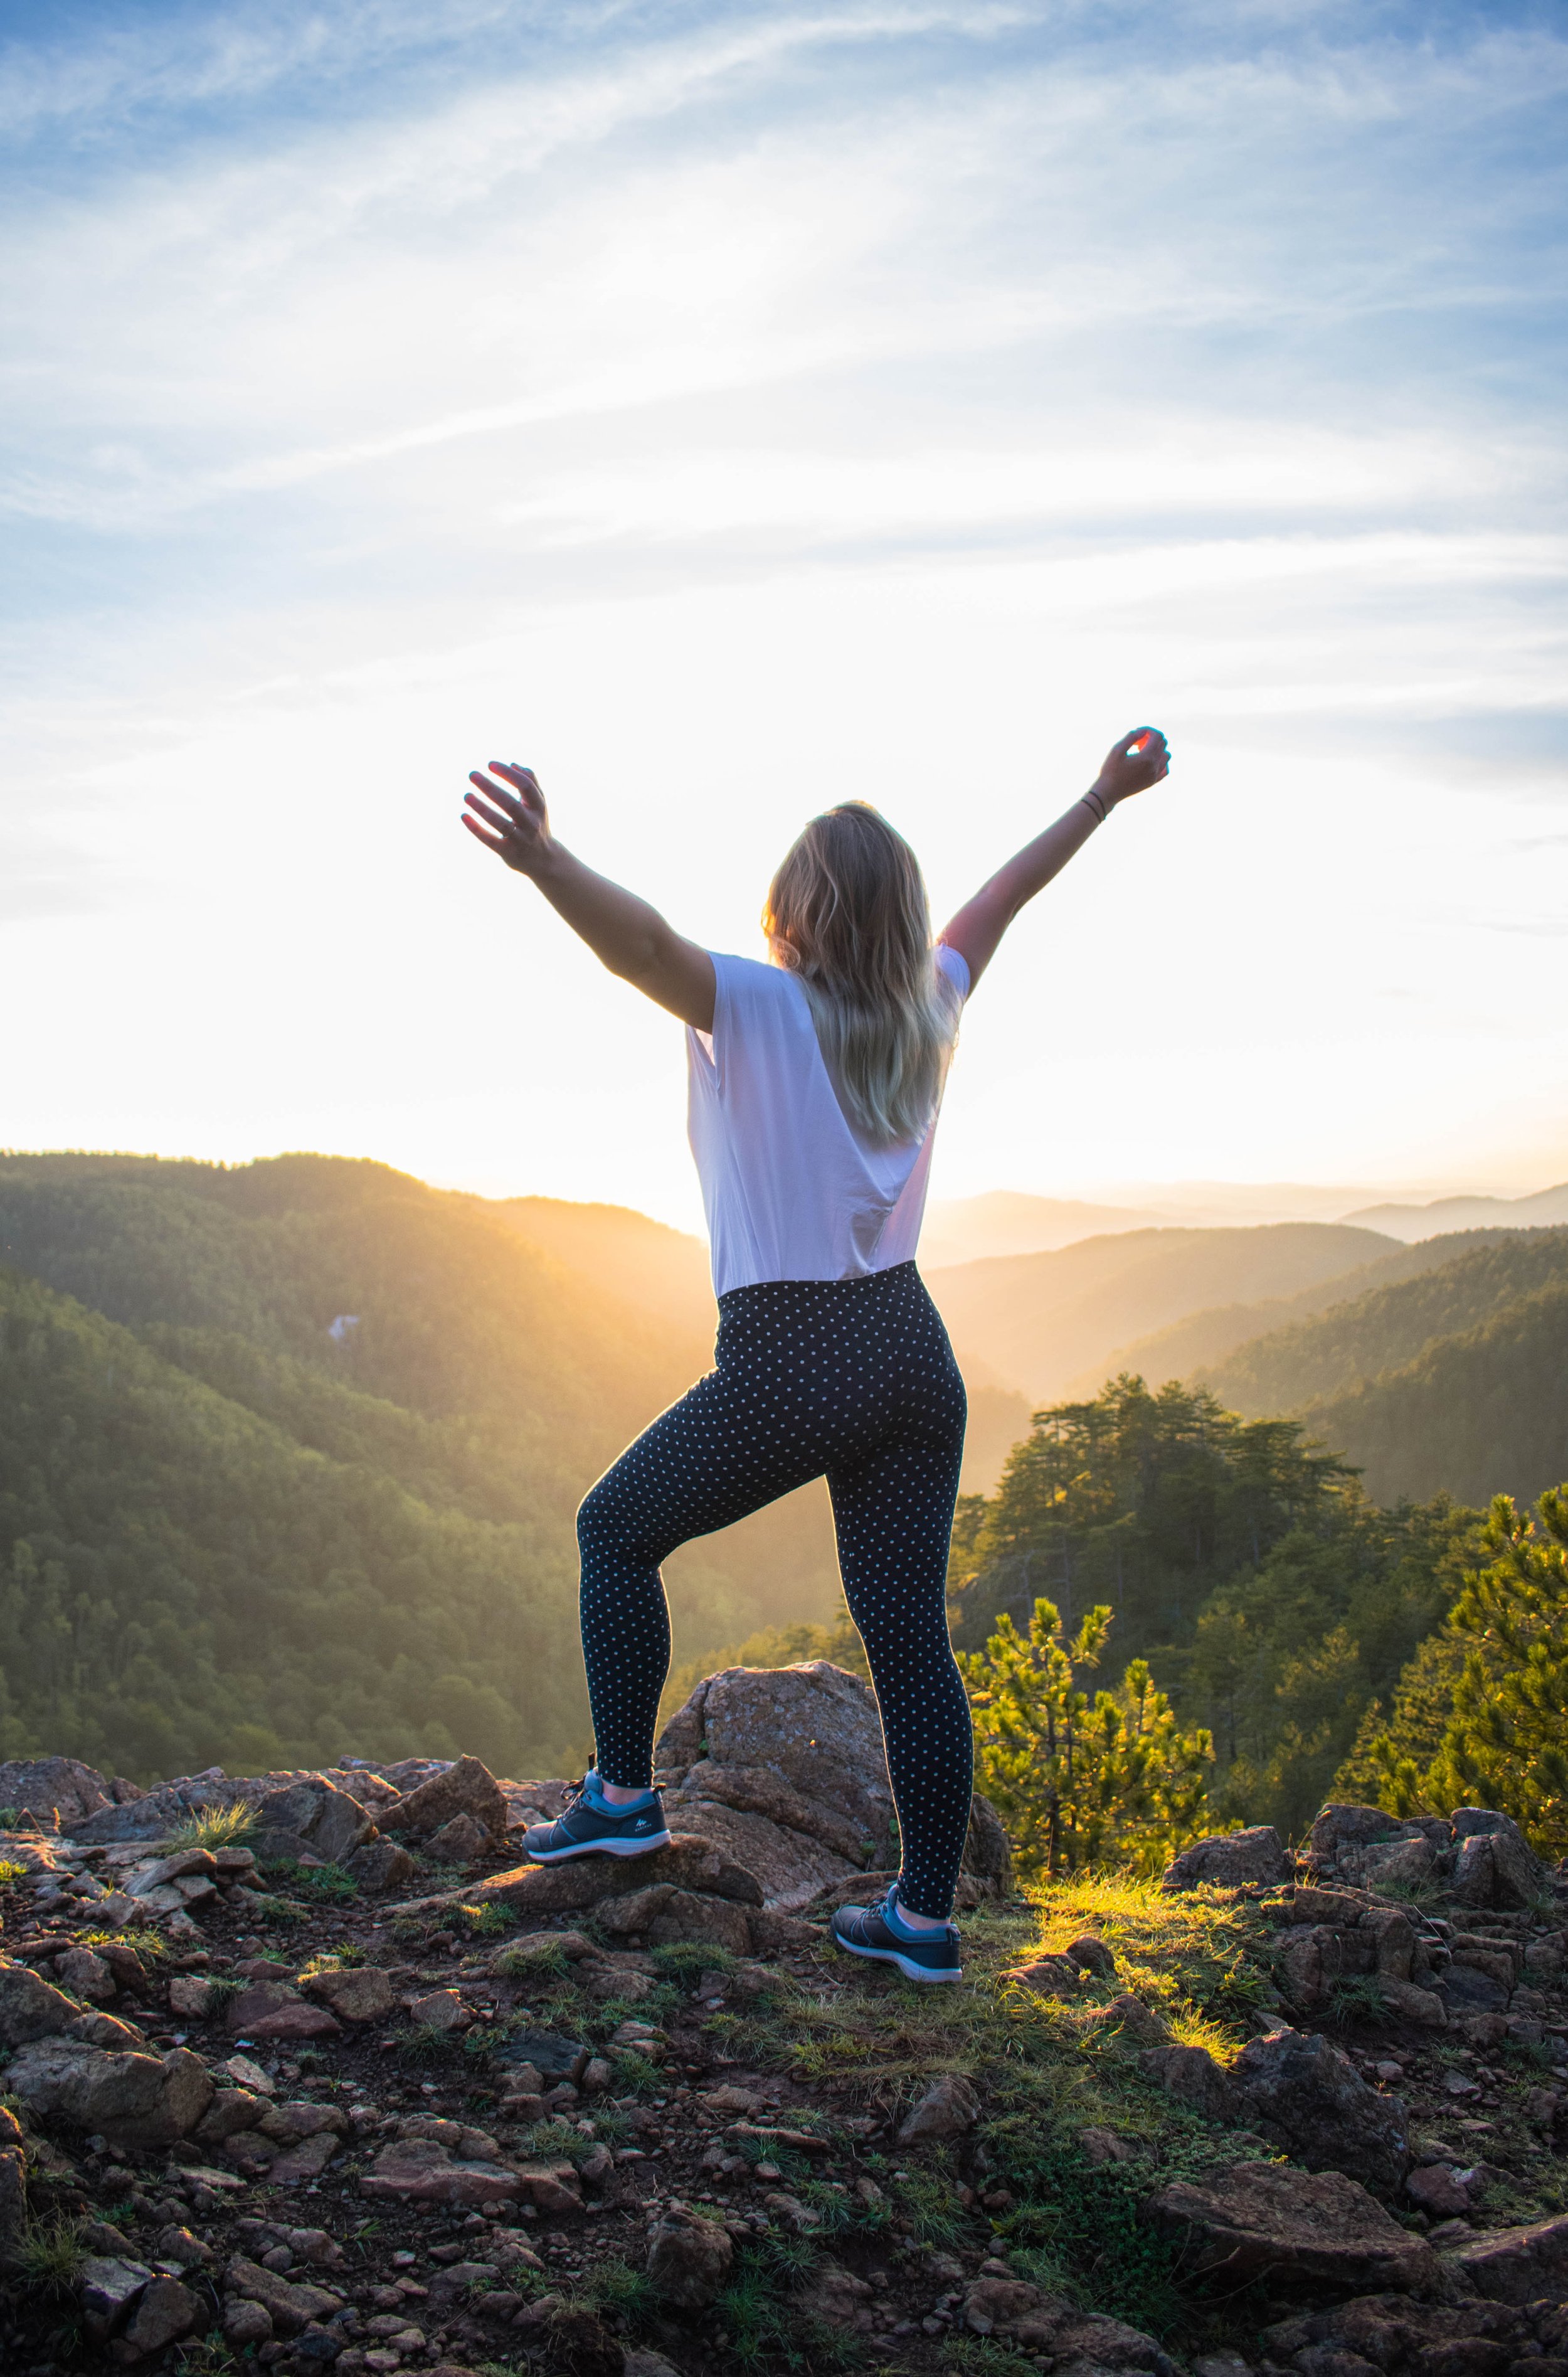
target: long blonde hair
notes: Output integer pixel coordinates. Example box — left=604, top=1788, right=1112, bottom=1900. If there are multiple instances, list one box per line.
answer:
left=763, top=802, right=959, bottom=1148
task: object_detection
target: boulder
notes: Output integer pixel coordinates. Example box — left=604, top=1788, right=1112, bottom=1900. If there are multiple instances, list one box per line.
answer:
left=223, top=2256, right=344, bottom=2337
left=122, top=2275, right=204, bottom=2356
left=345, top=1837, right=416, bottom=1892
left=53, top=1946, right=117, bottom=2003
left=6, top=2038, right=213, bottom=2147
left=1064, top=1933, right=1117, bottom=1976
left=1360, top=1837, right=1438, bottom=1892
left=79, top=2255, right=154, bottom=2343
left=0, top=1755, right=113, bottom=1832
left=1306, top=1804, right=1452, bottom=1885
left=1005, top=1955, right=1083, bottom=1999
left=302, top=1964, right=395, bottom=2023
left=0, top=1956, right=82, bottom=2047
left=359, top=2137, right=523, bottom=2207
left=223, top=2299, right=273, bottom=2346
left=646, top=2205, right=733, bottom=2306
left=1449, top=2214, right=1568, bottom=2305
left=898, top=2073, right=980, bottom=2142
left=252, top=1776, right=375, bottom=1866
left=450, top=1832, right=764, bottom=1920
left=797, top=2260, right=876, bottom=2331
left=654, top=1662, right=897, bottom=1858
left=1138, top=2043, right=1242, bottom=2124
left=258, top=2100, right=349, bottom=2144
left=1229, top=2027, right=1411, bottom=2192
left=653, top=1791, right=858, bottom=1912
left=409, top=1987, right=470, bottom=2032
left=1160, top=1826, right=1290, bottom=1891
left=377, top=1754, right=507, bottom=1843
left=167, top=1974, right=215, bottom=2019
left=596, top=1882, right=755, bottom=1954
left=72, top=1779, right=233, bottom=1844
left=1143, top=2162, right=1441, bottom=2290
left=194, top=2089, right=268, bottom=2144
left=1406, top=2162, right=1471, bottom=2217
left=425, top=1811, right=492, bottom=1863
left=1449, top=1812, right=1547, bottom=1911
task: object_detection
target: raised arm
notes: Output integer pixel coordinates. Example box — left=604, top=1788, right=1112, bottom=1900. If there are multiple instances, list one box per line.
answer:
left=462, top=762, right=716, bottom=1030
left=939, top=726, right=1170, bottom=989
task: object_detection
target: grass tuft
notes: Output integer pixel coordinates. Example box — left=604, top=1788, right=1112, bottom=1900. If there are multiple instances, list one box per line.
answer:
left=13, top=2217, right=87, bottom=2295
left=493, top=1938, right=572, bottom=1983
left=166, top=1800, right=257, bottom=1852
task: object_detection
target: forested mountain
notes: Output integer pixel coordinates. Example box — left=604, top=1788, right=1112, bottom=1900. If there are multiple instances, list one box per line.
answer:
left=1071, top=1227, right=1518, bottom=1401
left=925, top=1223, right=1392, bottom=1403
left=0, top=1154, right=840, bottom=1780
left=1203, top=1229, right=1568, bottom=1419
left=1298, top=1277, right=1568, bottom=1509
left=1179, top=1229, right=1568, bottom=1509
left=946, top=1375, right=1477, bottom=1838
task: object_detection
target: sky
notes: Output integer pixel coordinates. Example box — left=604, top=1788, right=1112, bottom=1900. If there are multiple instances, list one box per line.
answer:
left=3, top=0, right=1565, bottom=1233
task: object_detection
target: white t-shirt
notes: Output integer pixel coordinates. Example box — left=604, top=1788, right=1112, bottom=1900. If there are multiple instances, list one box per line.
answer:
left=686, top=942, right=970, bottom=1297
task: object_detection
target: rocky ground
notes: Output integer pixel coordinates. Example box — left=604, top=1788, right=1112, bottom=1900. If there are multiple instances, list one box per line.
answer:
left=3, top=1665, right=1568, bottom=2377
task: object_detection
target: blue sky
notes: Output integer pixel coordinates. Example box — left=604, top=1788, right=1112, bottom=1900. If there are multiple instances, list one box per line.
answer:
left=3, top=1, right=1565, bottom=1227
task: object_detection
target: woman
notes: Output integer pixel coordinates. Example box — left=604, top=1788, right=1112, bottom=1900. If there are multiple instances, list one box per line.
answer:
left=461, top=725, right=1170, bottom=1982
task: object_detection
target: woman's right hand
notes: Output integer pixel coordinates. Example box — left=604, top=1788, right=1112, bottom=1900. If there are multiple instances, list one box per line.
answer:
left=462, top=761, right=556, bottom=876
left=1094, top=726, right=1171, bottom=808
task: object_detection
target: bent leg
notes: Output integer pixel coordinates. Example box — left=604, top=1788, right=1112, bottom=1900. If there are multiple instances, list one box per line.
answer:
left=829, top=1433, right=972, bottom=1919
left=578, top=1368, right=832, bottom=1789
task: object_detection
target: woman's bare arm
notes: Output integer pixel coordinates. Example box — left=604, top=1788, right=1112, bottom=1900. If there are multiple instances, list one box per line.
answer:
left=462, top=762, right=716, bottom=1030
left=939, top=726, right=1170, bottom=989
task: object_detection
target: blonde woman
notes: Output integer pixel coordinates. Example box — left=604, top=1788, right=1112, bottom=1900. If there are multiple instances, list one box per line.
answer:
left=462, top=727, right=1170, bottom=1981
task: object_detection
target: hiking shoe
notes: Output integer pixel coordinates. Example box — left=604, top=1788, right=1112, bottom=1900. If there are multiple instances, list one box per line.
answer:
left=521, top=1779, right=672, bottom=1863
left=829, top=1886, right=961, bottom=1984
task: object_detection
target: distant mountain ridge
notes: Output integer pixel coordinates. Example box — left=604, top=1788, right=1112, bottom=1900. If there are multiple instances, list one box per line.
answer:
left=1340, top=1182, right=1568, bottom=1240
left=924, top=1222, right=1394, bottom=1404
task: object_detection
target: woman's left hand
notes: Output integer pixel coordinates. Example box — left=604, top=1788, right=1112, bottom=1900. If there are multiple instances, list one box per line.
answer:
left=462, top=762, right=556, bottom=877
left=1094, top=726, right=1171, bottom=808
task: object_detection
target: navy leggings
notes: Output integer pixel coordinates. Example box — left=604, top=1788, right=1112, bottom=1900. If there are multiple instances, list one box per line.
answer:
left=576, top=1261, right=973, bottom=1918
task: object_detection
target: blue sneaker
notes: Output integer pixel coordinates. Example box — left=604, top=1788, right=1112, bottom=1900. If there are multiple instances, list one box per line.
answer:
left=521, top=1773, right=672, bottom=1864
left=830, top=1883, right=961, bottom=1984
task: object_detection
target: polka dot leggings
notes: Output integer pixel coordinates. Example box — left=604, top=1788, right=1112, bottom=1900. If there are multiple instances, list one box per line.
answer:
left=576, top=1260, right=973, bottom=1919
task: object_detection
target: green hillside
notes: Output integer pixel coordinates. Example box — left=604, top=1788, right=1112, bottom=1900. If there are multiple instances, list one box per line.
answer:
left=1068, top=1226, right=1520, bottom=1401
left=1201, top=1227, right=1568, bottom=1420
left=0, top=1154, right=841, bottom=1780
left=1299, top=1275, right=1568, bottom=1508
left=926, top=1222, right=1393, bottom=1403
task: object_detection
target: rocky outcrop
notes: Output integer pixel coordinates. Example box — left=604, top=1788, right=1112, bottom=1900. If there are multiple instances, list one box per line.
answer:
left=1160, top=1824, right=1291, bottom=1891
left=6, top=2038, right=213, bottom=2146
left=645, top=2205, right=733, bottom=2305
left=1302, top=1801, right=1546, bottom=1911
left=1143, top=2162, right=1440, bottom=2289
left=0, top=1755, right=128, bottom=1832
left=376, top=1754, right=509, bottom=1846
left=654, top=1659, right=1012, bottom=1910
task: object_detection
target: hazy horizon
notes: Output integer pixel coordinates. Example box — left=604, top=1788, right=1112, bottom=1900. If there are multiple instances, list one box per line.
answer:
left=4, top=2, right=1565, bottom=1227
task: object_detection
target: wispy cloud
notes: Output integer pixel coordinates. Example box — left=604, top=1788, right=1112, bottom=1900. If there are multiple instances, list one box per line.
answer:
left=1, top=1, right=1565, bottom=1204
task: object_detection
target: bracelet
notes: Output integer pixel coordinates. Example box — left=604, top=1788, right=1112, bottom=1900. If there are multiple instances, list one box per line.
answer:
left=1081, top=788, right=1108, bottom=825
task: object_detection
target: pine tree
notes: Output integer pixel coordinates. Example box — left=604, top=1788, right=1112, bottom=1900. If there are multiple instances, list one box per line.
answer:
left=1409, top=1487, right=1568, bottom=1856
left=959, top=1597, right=1212, bottom=1880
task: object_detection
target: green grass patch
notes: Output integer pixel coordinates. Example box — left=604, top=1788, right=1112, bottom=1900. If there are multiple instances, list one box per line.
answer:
left=650, top=1940, right=737, bottom=1986
left=454, top=1902, right=515, bottom=1938
left=573, top=2253, right=662, bottom=2333
left=260, top=1859, right=359, bottom=1905
left=990, top=2147, right=1189, bottom=2337
left=166, top=1801, right=257, bottom=1853
left=12, top=2216, right=87, bottom=2295
left=493, top=1938, right=573, bottom=1984
left=0, top=1860, right=27, bottom=1888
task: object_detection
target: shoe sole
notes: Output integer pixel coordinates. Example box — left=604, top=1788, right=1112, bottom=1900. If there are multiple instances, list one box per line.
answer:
left=830, top=1933, right=961, bottom=1984
left=525, top=1829, right=674, bottom=1864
